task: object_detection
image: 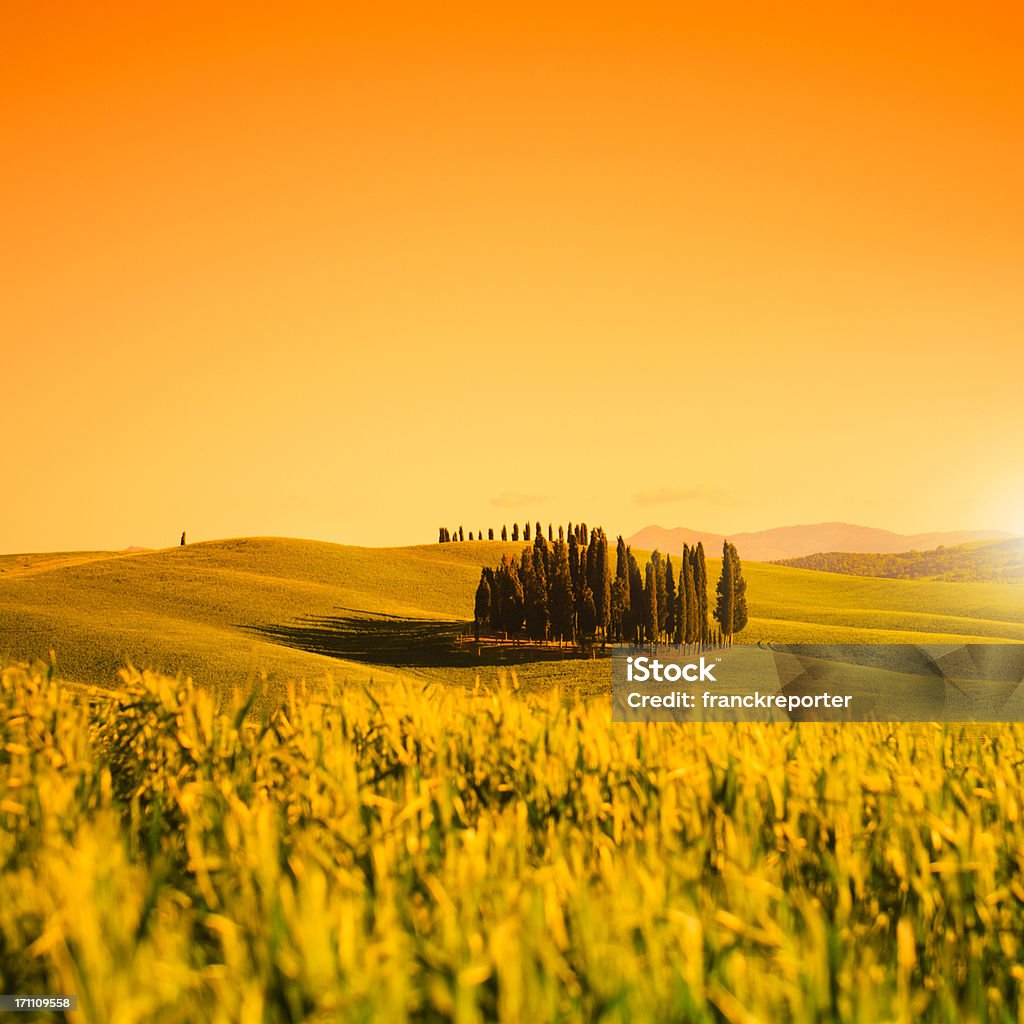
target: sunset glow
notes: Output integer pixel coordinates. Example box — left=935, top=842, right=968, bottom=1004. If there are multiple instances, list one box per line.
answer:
left=4, top=1, right=1023, bottom=551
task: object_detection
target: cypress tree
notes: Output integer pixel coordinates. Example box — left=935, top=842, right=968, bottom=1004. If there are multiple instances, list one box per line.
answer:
left=579, top=586, right=597, bottom=639
left=733, top=548, right=748, bottom=637
left=549, top=539, right=575, bottom=644
left=611, top=575, right=628, bottom=641
left=715, top=541, right=748, bottom=642
left=458, top=526, right=464, bottom=542
left=627, top=554, right=644, bottom=644
left=568, top=533, right=580, bottom=598
left=678, top=545, right=689, bottom=641
left=533, top=530, right=550, bottom=584
left=651, top=551, right=667, bottom=640
left=484, top=568, right=500, bottom=629
left=497, top=554, right=524, bottom=637
left=474, top=572, right=491, bottom=640
left=695, top=542, right=709, bottom=644
left=523, top=549, right=549, bottom=641
left=615, top=536, right=628, bottom=583
left=536, top=521, right=542, bottom=542
left=585, top=531, right=598, bottom=596
left=501, top=526, right=507, bottom=541
left=714, top=540, right=735, bottom=640
left=533, top=542, right=549, bottom=591
left=512, top=523, right=519, bottom=542
left=684, top=545, right=699, bottom=644
left=488, top=528, right=494, bottom=540
left=664, top=554, right=676, bottom=642
left=613, top=536, right=630, bottom=642
left=548, top=523, right=553, bottom=541
left=596, top=530, right=611, bottom=643
left=643, top=562, right=658, bottom=644
left=524, top=522, right=531, bottom=541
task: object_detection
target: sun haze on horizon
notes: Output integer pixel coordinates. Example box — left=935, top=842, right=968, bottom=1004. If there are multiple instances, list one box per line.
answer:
left=3, top=1, right=1023, bottom=553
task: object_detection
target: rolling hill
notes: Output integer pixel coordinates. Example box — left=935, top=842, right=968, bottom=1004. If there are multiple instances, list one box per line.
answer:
left=0, top=537, right=1022, bottom=702
left=776, top=536, right=1024, bottom=582
left=628, top=522, right=1011, bottom=561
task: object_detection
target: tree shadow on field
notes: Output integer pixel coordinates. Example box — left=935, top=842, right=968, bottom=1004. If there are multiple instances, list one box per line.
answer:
left=249, top=611, right=592, bottom=669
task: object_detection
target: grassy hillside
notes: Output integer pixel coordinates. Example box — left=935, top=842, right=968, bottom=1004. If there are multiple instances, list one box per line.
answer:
left=630, top=548, right=1024, bottom=644
left=0, top=538, right=510, bottom=702
left=0, top=538, right=1021, bottom=700
left=776, top=536, right=1024, bottom=582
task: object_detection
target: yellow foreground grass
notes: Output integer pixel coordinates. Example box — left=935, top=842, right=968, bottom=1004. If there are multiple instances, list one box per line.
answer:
left=3, top=661, right=1024, bottom=1022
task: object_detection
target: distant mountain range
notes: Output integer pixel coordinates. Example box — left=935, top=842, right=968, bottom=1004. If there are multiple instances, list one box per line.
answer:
left=626, top=522, right=1014, bottom=562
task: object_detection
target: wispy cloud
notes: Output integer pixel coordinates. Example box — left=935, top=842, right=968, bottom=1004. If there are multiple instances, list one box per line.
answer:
left=633, top=487, right=734, bottom=507
left=490, top=491, right=551, bottom=509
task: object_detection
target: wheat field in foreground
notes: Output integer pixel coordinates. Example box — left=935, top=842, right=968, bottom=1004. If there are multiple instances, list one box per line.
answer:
left=4, top=661, right=1024, bottom=1022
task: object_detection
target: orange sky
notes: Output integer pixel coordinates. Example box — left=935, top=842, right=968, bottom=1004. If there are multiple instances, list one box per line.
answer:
left=4, top=1, right=1023, bottom=552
